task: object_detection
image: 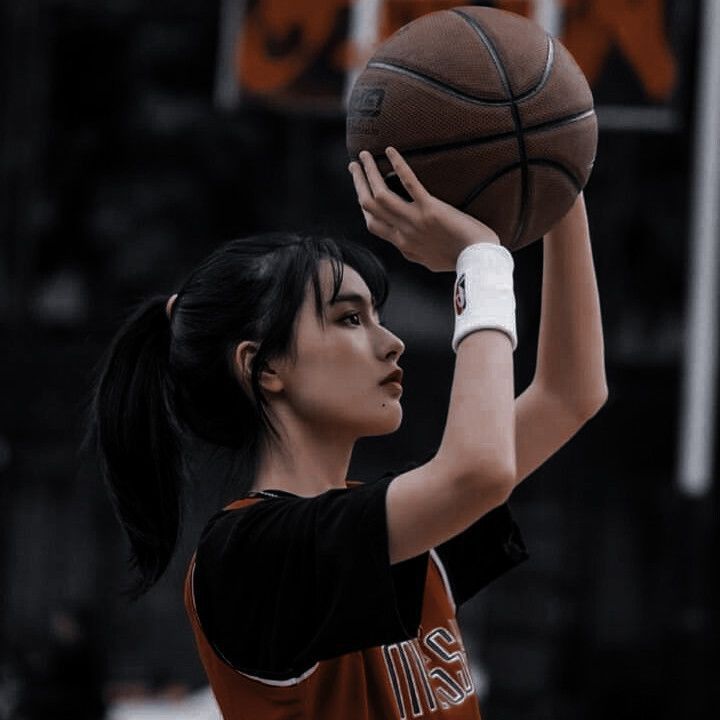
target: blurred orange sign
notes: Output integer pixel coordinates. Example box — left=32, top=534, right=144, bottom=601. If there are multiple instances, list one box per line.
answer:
left=233, top=0, right=679, bottom=106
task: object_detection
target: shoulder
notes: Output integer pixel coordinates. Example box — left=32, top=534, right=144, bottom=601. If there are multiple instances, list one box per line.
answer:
left=198, top=479, right=384, bottom=555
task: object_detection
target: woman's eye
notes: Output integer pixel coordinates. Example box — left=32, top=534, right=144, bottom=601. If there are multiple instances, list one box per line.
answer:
left=343, top=313, right=361, bottom=326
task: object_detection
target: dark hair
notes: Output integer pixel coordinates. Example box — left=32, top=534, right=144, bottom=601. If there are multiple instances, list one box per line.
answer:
left=83, top=231, right=389, bottom=601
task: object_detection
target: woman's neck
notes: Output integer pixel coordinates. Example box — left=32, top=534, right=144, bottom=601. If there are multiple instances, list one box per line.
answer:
left=251, top=424, right=354, bottom=498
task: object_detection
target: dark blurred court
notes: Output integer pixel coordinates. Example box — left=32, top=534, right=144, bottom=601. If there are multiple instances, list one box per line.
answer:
left=0, top=1, right=717, bottom=718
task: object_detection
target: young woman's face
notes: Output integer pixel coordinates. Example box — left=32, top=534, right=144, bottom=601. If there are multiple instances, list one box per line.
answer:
left=278, top=260, right=406, bottom=440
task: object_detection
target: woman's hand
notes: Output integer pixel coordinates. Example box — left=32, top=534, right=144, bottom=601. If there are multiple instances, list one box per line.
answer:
left=348, top=146, right=501, bottom=273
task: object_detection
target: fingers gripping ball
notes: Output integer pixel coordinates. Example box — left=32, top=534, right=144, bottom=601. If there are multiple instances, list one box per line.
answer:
left=346, top=6, right=597, bottom=251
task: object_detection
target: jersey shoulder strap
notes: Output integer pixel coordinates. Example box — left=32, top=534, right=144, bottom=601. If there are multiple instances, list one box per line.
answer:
left=222, top=497, right=264, bottom=512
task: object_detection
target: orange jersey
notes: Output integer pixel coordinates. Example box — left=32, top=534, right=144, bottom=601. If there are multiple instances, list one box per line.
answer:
left=184, top=474, right=528, bottom=719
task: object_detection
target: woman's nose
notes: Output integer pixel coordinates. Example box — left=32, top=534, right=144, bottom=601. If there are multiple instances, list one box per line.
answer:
left=384, top=330, right=405, bottom=359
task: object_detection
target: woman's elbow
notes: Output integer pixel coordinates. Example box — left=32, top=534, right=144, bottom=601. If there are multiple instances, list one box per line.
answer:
left=577, top=386, right=609, bottom=420
left=461, top=460, right=516, bottom=503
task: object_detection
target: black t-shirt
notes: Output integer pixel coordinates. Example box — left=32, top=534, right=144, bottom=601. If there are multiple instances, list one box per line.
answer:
left=192, top=463, right=528, bottom=681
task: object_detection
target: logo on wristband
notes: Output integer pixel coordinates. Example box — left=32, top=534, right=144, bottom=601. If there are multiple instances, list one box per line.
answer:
left=454, top=274, right=466, bottom=316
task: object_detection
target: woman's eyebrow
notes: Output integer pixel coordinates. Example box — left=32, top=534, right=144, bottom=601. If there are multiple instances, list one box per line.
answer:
left=329, top=293, right=379, bottom=316
left=328, top=293, right=375, bottom=307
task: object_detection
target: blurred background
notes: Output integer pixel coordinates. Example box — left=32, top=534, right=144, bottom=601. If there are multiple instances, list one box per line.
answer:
left=1, top=0, right=717, bottom=718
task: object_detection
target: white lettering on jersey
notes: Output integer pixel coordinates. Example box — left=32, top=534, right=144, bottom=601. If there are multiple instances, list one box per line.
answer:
left=382, top=618, right=475, bottom=718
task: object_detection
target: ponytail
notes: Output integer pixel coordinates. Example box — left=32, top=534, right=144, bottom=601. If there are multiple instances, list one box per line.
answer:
left=84, top=296, right=185, bottom=602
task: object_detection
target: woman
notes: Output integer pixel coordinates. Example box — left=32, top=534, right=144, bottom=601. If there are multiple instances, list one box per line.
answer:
left=86, top=147, right=607, bottom=718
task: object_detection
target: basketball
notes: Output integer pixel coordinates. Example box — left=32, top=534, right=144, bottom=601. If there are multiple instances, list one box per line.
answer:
left=346, top=6, right=598, bottom=251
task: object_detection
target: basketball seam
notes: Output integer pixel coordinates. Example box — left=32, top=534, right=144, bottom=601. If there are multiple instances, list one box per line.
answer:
left=367, top=61, right=509, bottom=106
left=452, top=8, right=534, bottom=246
left=460, top=159, right=583, bottom=210
left=380, top=108, right=595, bottom=160
left=524, top=38, right=555, bottom=102
left=366, top=37, right=553, bottom=107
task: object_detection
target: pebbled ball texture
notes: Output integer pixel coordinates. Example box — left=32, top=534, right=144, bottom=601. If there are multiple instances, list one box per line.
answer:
left=346, top=6, right=597, bottom=251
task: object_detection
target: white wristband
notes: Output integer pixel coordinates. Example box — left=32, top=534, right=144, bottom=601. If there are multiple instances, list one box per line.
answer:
left=452, top=243, right=517, bottom=353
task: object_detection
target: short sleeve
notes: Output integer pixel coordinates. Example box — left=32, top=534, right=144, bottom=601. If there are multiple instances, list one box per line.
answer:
left=192, top=476, right=429, bottom=680
left=435, top=502, right=529, bottom=608
left=378, top=449, right=530, bottom=610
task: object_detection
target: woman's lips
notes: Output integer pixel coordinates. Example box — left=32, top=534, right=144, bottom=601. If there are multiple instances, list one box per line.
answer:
left=381, top=381, right=403, bottom=393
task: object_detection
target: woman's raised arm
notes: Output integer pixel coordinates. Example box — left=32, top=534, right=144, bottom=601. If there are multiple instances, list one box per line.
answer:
left=349, top=148, right=516, bottom=564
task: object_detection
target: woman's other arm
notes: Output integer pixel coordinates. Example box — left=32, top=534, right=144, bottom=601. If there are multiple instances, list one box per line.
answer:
left=511, top=193, right=609, bottom=488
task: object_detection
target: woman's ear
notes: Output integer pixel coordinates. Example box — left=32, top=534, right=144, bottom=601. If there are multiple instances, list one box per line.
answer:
left=233, top=341, right=284, bottom=396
